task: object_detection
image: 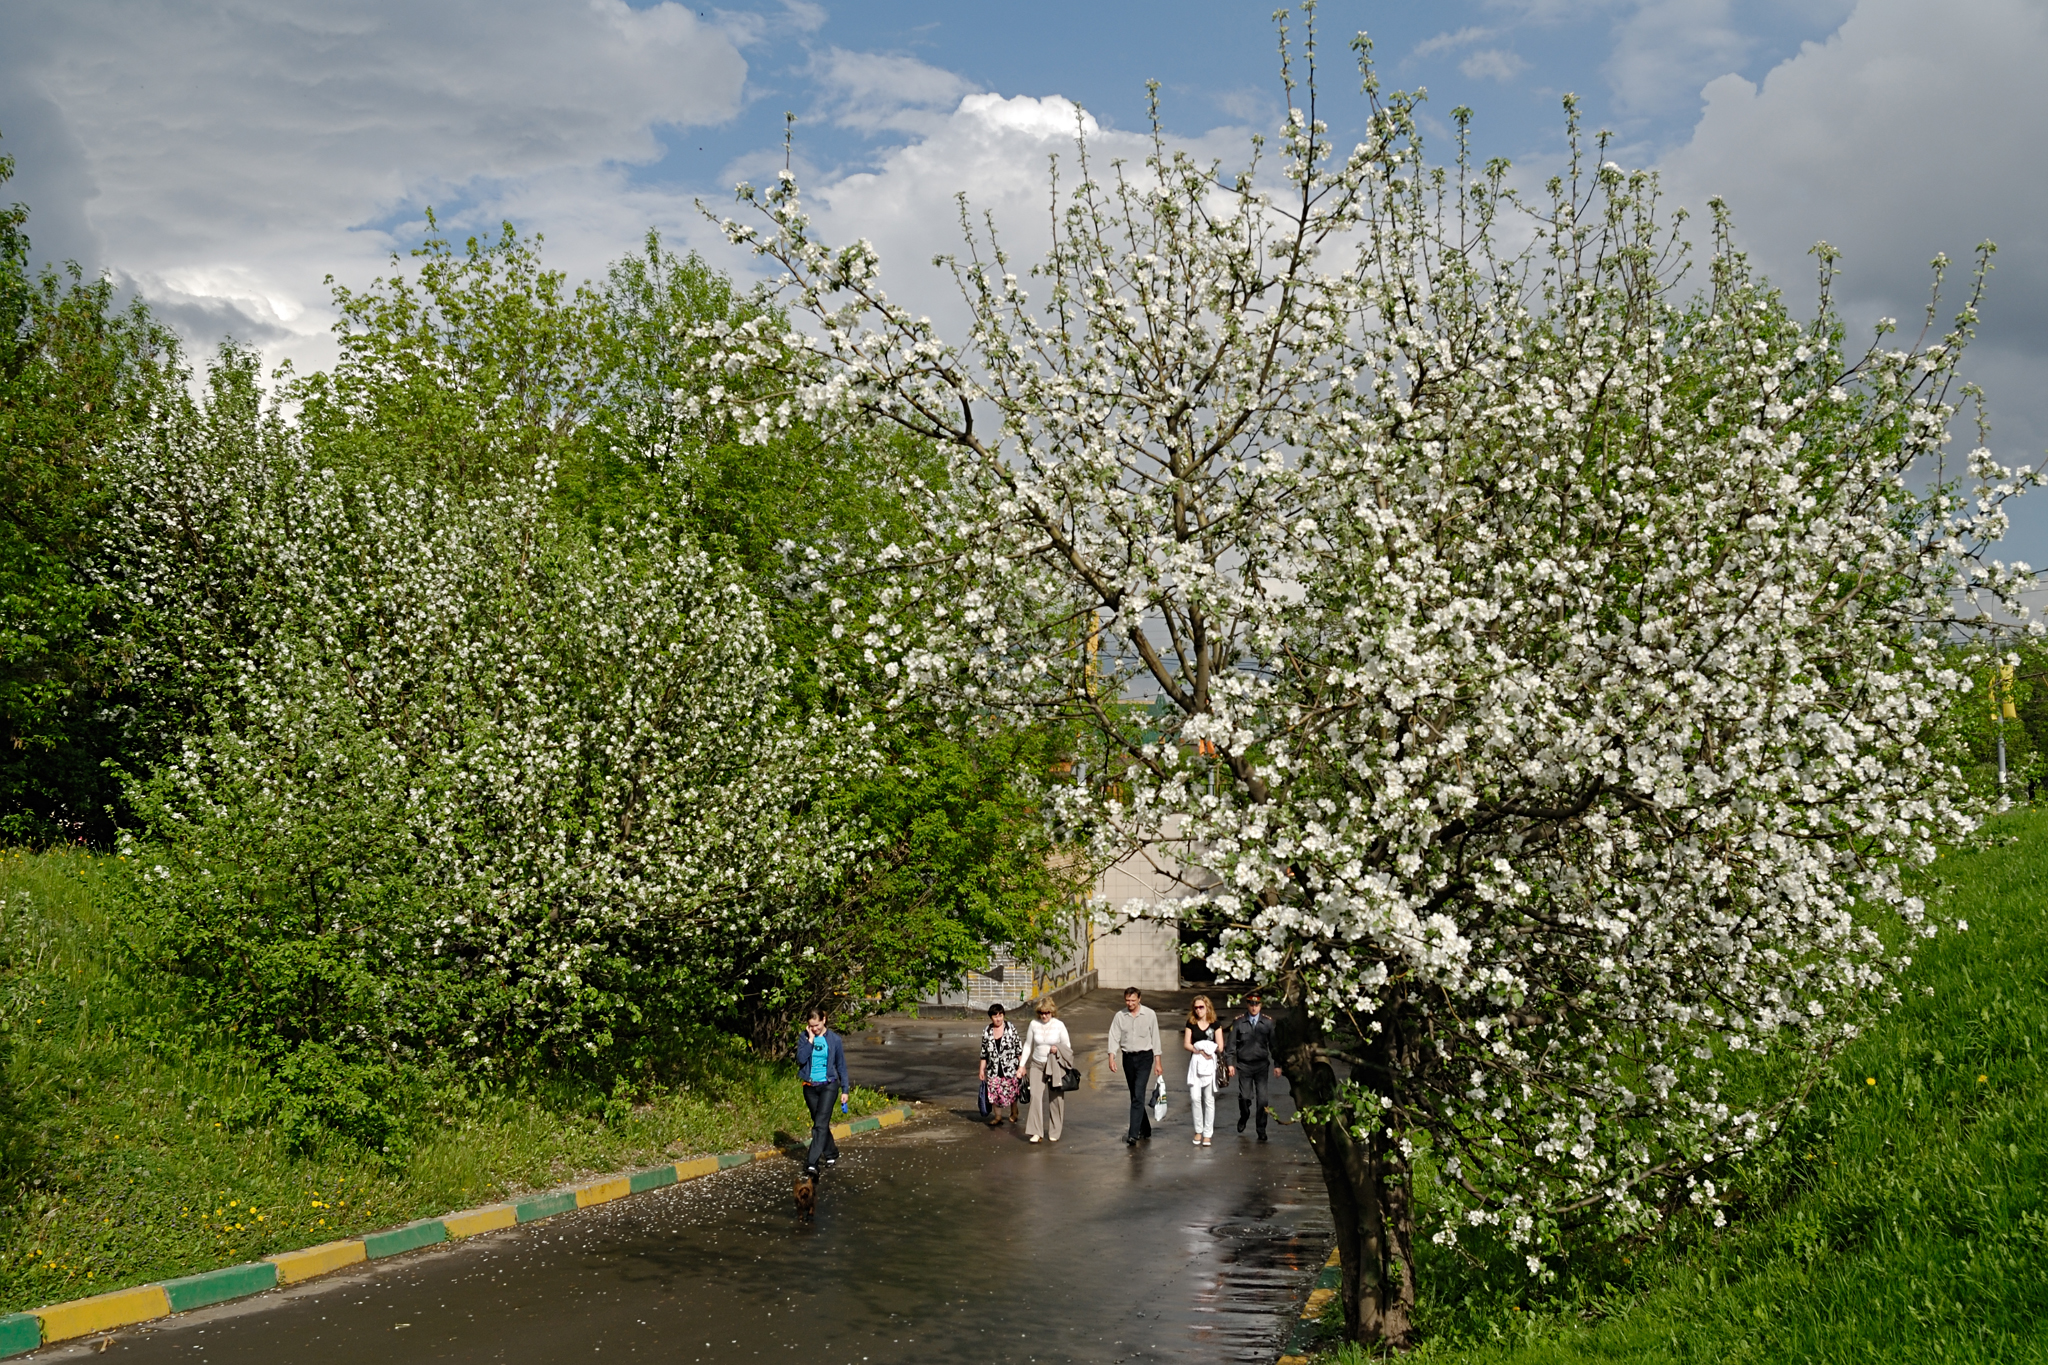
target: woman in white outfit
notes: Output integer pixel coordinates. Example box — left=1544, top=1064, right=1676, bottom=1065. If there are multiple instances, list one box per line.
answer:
left=1024, top=998, right=1076, bottom=1144
left=1183, top=995, right=1223, bottom=1146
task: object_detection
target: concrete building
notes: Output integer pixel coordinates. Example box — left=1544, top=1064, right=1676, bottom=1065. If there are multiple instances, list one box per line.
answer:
left=922, top=843, right=1198, bottom=1008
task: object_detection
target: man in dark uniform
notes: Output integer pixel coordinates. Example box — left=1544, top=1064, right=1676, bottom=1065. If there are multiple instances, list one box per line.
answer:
left=1224, top=991, right=1282, bottom=1140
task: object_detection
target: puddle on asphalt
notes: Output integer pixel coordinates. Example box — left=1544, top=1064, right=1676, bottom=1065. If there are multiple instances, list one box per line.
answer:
left=874, top=1125, right=962, bottom=1144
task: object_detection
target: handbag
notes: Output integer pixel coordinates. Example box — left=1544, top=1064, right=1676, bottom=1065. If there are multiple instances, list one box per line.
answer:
left=1150, top=1076, right=1169, bottom=1122
left=977, top=1078, right=991, bottom=1119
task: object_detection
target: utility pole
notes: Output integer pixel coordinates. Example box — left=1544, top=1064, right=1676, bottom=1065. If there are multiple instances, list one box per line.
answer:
left=1995, top=663, right=2016, bottom=791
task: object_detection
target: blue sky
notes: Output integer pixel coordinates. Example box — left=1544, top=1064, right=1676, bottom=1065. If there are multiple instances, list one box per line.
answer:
left=4, top=0, right=2046, bottom=565
left=652, top=0, right=1856, bottom=187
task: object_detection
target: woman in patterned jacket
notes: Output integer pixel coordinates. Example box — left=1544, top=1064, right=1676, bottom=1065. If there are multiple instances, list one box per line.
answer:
left=978, top=1003, right=1026, bottom=1127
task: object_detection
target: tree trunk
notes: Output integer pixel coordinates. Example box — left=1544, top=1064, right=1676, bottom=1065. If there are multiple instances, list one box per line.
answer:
left=1280, top=1010, right=1417, bottom=1351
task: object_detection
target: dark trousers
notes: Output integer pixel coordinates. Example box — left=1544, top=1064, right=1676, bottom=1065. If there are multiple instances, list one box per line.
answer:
left=803, top=1082, right=840, bottom=1171
left=1238, top=1067, right=1270, bottom=1135
left=1120, top=1050, right=1154, bottom=1139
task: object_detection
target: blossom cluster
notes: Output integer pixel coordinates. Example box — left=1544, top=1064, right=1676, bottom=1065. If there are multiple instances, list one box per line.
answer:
left=102, top=432, right=874, bottom=1066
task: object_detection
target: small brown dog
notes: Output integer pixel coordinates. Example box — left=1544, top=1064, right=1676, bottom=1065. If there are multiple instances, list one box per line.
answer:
left=792, top=1174, right=817, bottom=1215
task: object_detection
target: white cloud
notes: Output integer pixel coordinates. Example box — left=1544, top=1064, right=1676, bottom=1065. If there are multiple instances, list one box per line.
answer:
left=1603, top=0, right=1750, bottom=114
left=1460, top=49, right=1531, bottom=82
left=1658, top=0, right=2048, bottom=558
left=786, top=92, right=1249, bottom=344
left=807, top=92, right=1111, bottom=309
left=809, top=47, right=982, bottom=134
left=1, top=0, right=751, bottom=366
left=1414, top=26, right=1500, bottom=59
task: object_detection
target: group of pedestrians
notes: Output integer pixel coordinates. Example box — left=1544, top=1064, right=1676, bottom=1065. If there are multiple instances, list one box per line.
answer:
left=1106, top=987, right=1280, bottom=1145
left=793, top=988, right=1283, bottom=1179
left=982, top=986, right=1283, bottom=1148
left=977, top=998, right=1076, bottom=1142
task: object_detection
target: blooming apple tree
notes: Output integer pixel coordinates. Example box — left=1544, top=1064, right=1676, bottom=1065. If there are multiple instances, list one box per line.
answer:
left=703, top=23, right=2037, bottom=1346
left=106, top=428, right=874, bottom=1118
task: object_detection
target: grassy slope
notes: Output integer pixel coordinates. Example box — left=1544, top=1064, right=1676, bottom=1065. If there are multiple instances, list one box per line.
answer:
left=0, top=848, right=893, bottom=1315
left=1330, top=810, right=2048, bottom=1365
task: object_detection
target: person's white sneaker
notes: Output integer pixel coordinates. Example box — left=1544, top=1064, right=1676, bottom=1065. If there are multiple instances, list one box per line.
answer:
left=1028, top=1134, right=1041, bottom=1143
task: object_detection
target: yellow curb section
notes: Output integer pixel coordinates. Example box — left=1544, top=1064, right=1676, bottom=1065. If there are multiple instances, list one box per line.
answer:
left=877, top=1108, right=906, bottom=1127
left=674, top=1156, right=720, bottom=1181
left=575, top=1177, right=631, bottom=1208
left=35, top=1283, right=171, bottom=1342
left=443, top=1205, right=517, bottom=1239
left=267, top=1239, right=366, bottom=1285
left=1274, top=1246, right=1343, bottom=1363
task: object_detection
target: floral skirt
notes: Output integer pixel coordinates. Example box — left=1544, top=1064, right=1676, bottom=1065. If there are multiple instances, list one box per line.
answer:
left=986, top=1074, right=1022, bottom=1108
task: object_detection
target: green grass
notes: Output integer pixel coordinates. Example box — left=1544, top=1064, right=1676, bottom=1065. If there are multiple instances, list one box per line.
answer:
left=0, top=847, right=895, bottom=1314
left=1311, top=809, right=2048, bottom=1364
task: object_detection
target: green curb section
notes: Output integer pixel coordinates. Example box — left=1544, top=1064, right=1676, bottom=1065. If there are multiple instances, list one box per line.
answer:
left=628, top=1165, right=678, bottom=1194
left=363, top=1219, right=447, bottom=1259
left=2, top=1101, right=917, bottom=1359
left=161, top=1262, right=279, bottom=1313
left=514, top=1191, right=578, bottom=1223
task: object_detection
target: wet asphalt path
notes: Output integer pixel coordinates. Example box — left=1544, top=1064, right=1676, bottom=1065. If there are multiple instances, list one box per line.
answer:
left=52, top=992, right=1331, bottom=1364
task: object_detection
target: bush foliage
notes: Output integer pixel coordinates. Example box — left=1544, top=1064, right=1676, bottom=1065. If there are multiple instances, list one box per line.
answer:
left=0, top=172, right=1077, bottom=1159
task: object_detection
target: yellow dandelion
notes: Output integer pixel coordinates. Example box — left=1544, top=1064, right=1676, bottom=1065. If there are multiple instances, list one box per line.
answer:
left=1977, top=1074, right=1987, bottom=1083
left=1865, top=1077, right=1875, bottom=1086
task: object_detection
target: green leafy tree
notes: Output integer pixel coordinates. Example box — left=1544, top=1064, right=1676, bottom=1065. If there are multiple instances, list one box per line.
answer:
left=285, top=214, right=610, bottom=492
left=0, top=143, right=182, bottom=843
left=276, top=221, right=1075, bottom=1039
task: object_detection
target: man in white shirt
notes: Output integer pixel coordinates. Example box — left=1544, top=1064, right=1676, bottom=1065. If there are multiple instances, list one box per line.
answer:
left=1106, top=986, right=1164, bottom=1145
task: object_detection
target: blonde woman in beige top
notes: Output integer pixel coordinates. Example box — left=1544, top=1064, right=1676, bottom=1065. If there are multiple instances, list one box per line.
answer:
left=1023, top=998, right=1076, bottom=1144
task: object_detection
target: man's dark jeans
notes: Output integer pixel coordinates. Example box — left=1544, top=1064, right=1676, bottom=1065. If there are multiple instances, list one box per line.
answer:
left=1120, top=1050, right=1155, bottom=1140
left=1237, top=1068, right=1270, bottom=1136
left=803, top=1082, right=840, bottom=1171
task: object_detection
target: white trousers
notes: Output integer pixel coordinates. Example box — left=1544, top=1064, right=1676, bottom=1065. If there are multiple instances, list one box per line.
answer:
left=1189, top=1081, right=1217, bottom=1136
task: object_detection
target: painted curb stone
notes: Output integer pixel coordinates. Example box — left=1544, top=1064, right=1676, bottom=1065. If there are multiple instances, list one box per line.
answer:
left=363, top=1219, right=447, bottom=1259
left=628, top=1165, right=678, bottom=1194
left=514, top=1191, right=578, bottom=1223
left=0, top=1101, right=919, bottom=1358
left=0, top=1314, right=38, bottom=1359
left=162, top=1261, right=279, bottom=1312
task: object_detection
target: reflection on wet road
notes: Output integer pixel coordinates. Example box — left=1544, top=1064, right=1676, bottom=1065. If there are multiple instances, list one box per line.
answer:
left=62, top=992, right=1331, bottom=1364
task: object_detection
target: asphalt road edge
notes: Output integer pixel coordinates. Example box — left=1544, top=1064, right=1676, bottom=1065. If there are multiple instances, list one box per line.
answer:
left=1276, top=1245, right=1343, bottom=1364
left=0, top=1101, right=920, bottom=1356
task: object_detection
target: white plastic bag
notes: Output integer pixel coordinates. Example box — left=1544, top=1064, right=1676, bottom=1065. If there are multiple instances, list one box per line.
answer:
left=1151, top=1077, right=1169, bottom=1123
